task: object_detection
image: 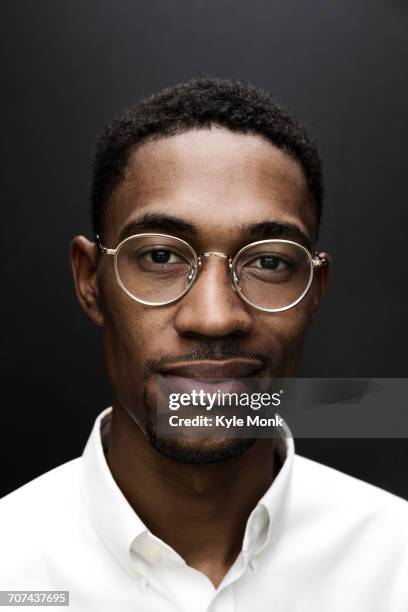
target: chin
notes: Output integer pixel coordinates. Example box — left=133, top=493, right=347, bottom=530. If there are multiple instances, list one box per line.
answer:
left=146, top=431, right=256, bottom=464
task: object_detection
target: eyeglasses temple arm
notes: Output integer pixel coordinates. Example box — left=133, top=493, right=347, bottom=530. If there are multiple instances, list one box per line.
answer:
left=95, top=234, right=116, bottom=255
left=312, top=252, right=327, bottom=267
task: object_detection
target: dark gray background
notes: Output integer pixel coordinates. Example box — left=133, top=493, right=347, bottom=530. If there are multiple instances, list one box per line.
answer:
left=1, top=0, right=407, bottom=498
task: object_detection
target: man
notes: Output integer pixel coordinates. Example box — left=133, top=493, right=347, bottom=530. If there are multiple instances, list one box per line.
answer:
left=1, top=78, right=407, bottom=611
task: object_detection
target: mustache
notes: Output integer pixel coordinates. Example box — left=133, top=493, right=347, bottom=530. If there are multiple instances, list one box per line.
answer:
left=143, top=339, right=276, bottom=379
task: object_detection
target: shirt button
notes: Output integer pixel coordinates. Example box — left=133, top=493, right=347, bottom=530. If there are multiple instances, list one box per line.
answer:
left=144, top=543, right=163, bottom=561
left=249, top=558, right=260, bottom=574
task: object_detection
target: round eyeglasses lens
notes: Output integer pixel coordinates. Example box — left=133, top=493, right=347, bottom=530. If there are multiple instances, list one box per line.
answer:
left=115, top=235, right=197, bottom=305
left=233, top=241, right=313, bottom=311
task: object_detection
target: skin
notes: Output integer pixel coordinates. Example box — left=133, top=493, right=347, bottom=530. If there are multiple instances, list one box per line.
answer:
left=71, top=127, right=330, bottom=588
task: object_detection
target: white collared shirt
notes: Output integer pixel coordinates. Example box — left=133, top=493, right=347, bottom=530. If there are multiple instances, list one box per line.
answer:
left=1, top=407, right=407, bottom=611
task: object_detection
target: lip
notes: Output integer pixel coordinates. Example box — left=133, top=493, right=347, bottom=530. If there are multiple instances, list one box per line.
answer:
left=158, top=358, right=263, bottom=379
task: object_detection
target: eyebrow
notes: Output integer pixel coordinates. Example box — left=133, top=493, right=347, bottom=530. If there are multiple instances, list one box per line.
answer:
left=117, top=213, right=312, bottom=252
left=118, top=213, right=198, bottom=242
left=247, top=221, right=312, bottom=252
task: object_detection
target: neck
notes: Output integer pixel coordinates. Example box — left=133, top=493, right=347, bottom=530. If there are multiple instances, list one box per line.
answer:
left=106, top=401, right=281, bottom=587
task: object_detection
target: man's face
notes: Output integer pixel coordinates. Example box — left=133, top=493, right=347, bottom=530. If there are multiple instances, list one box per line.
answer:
left=73, top=127, right=329, bottom=462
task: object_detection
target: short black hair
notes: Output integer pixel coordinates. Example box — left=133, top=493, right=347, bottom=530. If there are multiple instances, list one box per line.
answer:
left=91, top=77, right=323, bottom=239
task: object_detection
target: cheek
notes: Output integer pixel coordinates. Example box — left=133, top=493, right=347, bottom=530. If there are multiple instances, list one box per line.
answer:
left=100, top=283, right=175, bottom=385
left=103, top=303, right=149, bottom=373
left=255, top=303, right=312, bottom=373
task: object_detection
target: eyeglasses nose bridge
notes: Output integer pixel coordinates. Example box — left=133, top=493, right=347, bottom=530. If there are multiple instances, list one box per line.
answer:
left=196, top=252, right=238, bottom=292
left=202, top=251, right=228, bottom=259
left=197, top=252, right=233, bottom=268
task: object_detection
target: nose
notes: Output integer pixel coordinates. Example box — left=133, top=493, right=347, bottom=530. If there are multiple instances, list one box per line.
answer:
left=173, top=257, right=253, bottom=338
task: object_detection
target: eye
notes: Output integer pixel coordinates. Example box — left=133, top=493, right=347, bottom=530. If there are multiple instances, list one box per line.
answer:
left=133, top=246, right=192, bottom=274
left=251, top=254, right=291, bottom=271
left=143, top=249, right=183, bottom=264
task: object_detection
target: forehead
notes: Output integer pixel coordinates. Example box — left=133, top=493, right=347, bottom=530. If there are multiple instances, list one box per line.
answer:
left=104, top=127, right=316, bottom=247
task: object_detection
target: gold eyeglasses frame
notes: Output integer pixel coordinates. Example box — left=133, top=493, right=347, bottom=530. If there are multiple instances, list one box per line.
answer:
left=96, top=232, right=327, bottom=313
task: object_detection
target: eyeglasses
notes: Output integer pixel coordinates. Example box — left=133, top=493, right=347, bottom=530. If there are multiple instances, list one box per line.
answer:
left=96, top=233, right=327, bottom=313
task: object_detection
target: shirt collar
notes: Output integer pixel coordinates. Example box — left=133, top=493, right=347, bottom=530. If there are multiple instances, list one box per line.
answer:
left=243, top=417, right=295, bottom=559
left=80, top=407, right=148, bottom=576
left=80, top=407, right=295, bottom=575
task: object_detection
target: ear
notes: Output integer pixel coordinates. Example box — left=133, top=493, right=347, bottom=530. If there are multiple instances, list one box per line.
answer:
left=309, top=251, right=331, bottom=322
left=70, top=236, right=104, bottom=327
